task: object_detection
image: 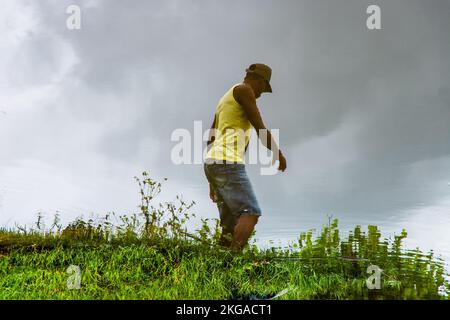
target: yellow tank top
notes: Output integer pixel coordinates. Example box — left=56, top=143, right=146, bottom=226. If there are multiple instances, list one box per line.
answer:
left=206, top=83, right=252, bottom=164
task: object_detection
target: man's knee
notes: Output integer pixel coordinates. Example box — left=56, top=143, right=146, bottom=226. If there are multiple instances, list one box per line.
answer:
left=239, top=214, right=259, bottom=226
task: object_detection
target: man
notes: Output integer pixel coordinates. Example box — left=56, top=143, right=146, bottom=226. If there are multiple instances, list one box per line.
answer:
left=204, top=63, right=287, bottom=252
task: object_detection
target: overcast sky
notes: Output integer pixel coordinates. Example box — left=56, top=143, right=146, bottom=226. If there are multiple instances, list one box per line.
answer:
left=1, top=0, right=449, bottom=255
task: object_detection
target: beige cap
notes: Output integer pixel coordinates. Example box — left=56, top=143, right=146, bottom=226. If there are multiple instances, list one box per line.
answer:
left=245, top=63, right=273, bottom=93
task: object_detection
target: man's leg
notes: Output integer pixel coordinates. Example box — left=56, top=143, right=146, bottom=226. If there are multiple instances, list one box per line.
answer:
left=231, top=215, right=259, bottom=252
left=216, top=194, right=237, bottom=248
left=219, top=226, right=234, bottom=247
left=206, top=163, right=261, bottom=252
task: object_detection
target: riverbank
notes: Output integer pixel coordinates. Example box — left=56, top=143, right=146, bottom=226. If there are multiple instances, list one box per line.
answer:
left=1, top=172, right=448, bottom=299
left=1, top=219, right=448, bottom=300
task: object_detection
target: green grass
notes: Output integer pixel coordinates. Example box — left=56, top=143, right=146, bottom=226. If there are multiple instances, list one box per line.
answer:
left=0, top=241, right=350, bottom=299
left=0, top=171, right=449, bottom=300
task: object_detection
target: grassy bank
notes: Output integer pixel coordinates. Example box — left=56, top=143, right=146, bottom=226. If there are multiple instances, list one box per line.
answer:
left=0, top=172, right=449, bottom=300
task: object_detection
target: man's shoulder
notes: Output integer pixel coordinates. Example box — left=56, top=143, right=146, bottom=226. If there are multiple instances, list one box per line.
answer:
left=233, top=83, right=252, bottom=93
left=233, top=83, right=254, bottom=103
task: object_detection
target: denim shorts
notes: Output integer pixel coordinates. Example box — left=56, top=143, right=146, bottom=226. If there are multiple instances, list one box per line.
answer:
left=204, top=162, right=262, bottom=232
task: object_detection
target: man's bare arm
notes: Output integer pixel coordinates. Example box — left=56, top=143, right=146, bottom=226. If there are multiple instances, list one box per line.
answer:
left=206, top=115, right=216, bottom=151
left=234, top=84, right=286, bottom=171
left=206, top=115, right=217, bottom=201
left=234, top=85, right=279, bottom=152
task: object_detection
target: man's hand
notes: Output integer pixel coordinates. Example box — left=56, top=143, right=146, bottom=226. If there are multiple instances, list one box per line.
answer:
left=209, top=183, right=217, bottom=202
left=278, top=150, right=287, bottom=172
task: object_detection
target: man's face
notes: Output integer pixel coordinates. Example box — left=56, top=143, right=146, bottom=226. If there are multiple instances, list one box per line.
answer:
left=254, top=78, right=266, bottom=99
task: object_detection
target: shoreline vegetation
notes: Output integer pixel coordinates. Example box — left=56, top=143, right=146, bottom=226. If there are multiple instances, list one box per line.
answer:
left=0, top=171, right=449, bottom=300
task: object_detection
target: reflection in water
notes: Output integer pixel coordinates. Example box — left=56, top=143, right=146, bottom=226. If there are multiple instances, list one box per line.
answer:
left=254, top=209, right=450, bottom=270
left=253, top=221, right=449, bottom=299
